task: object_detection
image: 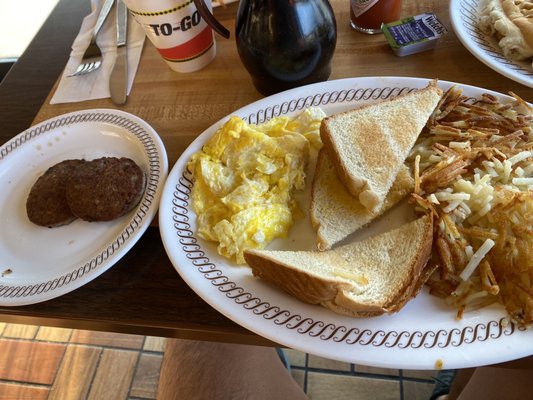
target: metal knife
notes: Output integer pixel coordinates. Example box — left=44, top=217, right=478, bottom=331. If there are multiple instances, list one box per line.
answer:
left=109, top=0, right=128, bottom=105
left=95, top=0, right=115, bottom=37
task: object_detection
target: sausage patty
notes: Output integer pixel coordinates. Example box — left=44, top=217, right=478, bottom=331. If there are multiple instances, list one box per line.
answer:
left=66, top=157, right=146, bottom=222
left=26, top=159, right=88, bottom=227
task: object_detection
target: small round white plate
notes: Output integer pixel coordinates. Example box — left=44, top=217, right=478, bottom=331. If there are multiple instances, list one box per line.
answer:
left=159, top=77, right=533, bottom=370
left=0, top=109, right=168, bottom=305
left=450, top=0, right=533, bottom=88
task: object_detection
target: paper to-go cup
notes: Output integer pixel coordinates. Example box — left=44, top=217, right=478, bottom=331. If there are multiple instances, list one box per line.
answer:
left=124, top=0, right=216, bottom=73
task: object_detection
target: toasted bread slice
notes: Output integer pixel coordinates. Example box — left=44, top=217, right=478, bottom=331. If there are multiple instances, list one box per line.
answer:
left=322, top=254, right=437, bottom=317
left=244, top=215, right=434, bottom=317
left=320, top=81, right=442, bottom=212
left=311, top=149, right=414, bottom=251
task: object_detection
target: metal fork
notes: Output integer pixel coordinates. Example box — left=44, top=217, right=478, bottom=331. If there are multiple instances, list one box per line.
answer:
left=68, top=0, right=114, bottom=77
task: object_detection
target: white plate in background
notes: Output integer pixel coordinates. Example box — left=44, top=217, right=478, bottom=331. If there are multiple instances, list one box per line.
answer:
left=450, top=0, right=533, bottom=88
left=0, top=109, right=168, bottom=305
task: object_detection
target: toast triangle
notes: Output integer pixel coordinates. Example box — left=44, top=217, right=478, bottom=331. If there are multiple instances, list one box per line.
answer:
left=244, top=215, right=434, bottom=317
left=311, top=149, right=414, bottom=251
left=320, top=81, right=442, bottom=212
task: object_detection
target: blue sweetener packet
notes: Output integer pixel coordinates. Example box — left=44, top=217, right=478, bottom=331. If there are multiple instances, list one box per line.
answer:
left=382, top=13, right=448, bottom=57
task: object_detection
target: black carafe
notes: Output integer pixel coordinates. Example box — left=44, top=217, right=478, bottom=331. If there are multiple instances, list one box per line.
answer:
left=235, top=0, right=337, bottom=96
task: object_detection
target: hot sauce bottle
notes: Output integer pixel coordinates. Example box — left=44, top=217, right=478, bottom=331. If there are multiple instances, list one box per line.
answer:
left=350, top=0, right=402, bottom=34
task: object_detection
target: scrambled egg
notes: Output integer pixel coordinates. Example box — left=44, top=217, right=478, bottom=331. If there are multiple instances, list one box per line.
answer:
left=188, top=107, right=325, bottom=264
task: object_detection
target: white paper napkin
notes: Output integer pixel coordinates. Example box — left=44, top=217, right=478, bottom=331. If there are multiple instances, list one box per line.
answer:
left=50, top=0, right=145, bottom=104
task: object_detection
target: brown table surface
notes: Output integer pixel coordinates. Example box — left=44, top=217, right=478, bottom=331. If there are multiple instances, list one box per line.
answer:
left=0, top=0, right=531, bottom=345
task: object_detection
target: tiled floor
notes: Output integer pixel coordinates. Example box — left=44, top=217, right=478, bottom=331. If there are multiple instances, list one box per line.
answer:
left=0, top=323, right=163, bottom=400
left=0, top=322, right=439, bottom=399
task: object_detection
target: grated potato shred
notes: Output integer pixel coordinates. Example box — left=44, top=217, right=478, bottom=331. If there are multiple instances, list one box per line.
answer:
left=408, top=85, right=533, bottom=325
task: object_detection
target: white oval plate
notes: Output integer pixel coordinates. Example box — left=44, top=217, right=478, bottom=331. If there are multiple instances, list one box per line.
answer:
left=450, top=0, right=533, bottom=88
left=0, top=109, right=168, bottom=305
left=159, top=77, right=533, bottom=370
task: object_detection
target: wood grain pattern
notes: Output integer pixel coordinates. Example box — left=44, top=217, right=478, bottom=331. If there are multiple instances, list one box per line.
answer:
left=0, top=227, right=274, bottom=345
left=0, top=383, right=49, bottom=400
left=143, top=336, right=167, bottom=352
left=130, top=353, right=164, bottom=399
left=35, top=326, right=73, bottom=342
left=2, top=324, right=39, bottom=339
left=30, top=0, right=533, bottom=167
left=0, top=339, right=66, bottom=384
left=0, top=0, right=532, bottom=345
left=70, top=330, right=144, bottom=349
left=48, top=345, right=101, bottom=400
left=86, top=349, right=138, bottom=400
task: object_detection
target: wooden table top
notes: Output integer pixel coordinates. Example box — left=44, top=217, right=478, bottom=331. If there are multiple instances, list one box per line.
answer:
left=0, top=0, right=531, bottom=345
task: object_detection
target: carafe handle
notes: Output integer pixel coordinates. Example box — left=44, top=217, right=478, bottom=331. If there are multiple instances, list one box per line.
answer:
left=193, top=0, right=230, bottom=38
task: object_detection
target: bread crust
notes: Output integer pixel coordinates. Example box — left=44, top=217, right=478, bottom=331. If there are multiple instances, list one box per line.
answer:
left=310, top=149, right=414, bottom=251
left=327, top=214, right=434, bottom=313
left=321, top=261, right=437, bottom=317
left=245, top=215, right=434, bottom=317
left=320, top=81, right=442, bottom=212
left=320, top=122, right=366, bottom=199
left=244, top=251, right=354, bottom=304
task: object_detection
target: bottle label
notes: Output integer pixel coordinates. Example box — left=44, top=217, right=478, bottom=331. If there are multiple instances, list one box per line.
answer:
left=350, top=0, right=379, bottom=18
